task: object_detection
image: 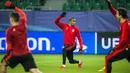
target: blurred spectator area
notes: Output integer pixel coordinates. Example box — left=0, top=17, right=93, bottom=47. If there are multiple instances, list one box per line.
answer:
left=63, top=0, right=130, bottom=11
left=0, top=0, right=130, bottom=10
left=0, top=0, right=46, bottom=10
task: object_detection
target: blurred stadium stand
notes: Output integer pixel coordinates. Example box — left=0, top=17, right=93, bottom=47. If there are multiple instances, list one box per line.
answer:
left=0, top=0, right=130, bottom=10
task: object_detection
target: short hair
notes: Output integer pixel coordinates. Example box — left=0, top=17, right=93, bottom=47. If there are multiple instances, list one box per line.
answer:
left=69, top=17, right=76, bottom=22
left=118, top=7, right=128, bottom=19
left=9, top=12, right=20, bottom=22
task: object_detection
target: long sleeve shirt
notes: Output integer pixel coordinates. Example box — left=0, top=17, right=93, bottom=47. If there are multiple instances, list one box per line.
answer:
left=6, top=7, right=30, bottom=56
left=55, top=16, right=83, bottom=49
left=108, top=1, right=130, bottom=51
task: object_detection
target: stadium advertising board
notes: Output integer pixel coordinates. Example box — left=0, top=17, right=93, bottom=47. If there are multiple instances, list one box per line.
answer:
left=96, top=32, right=119, bottom=54
left=0, top=32, right=119, bottom=54
left=0, top=32, right=95, bottom=54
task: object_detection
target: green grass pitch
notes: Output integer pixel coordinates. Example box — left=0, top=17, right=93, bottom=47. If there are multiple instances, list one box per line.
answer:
left=0, top=54, right=130, bottom=73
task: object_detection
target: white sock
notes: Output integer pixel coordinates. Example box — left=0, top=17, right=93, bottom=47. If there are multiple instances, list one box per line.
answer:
left=79, top=60, right=82, bottom=64
left=62, top=65, right=66, bottom=67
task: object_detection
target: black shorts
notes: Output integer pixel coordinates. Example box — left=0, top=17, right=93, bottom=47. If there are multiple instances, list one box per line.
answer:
left=6, top=53, right=37, bottom=72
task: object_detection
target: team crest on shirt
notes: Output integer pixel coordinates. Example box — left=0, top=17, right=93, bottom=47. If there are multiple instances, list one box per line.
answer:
left=13, top=28, right=16, bottom=31
left=128, top=22, right=130, bottom=26
left=66, top=27, right=68, bottom=30
left=72, top=29, right=75, bottom=32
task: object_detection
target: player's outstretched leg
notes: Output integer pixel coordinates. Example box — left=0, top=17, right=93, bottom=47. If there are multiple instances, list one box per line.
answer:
left=0, top=61, right=7, bottom=73
left=67, top=49, right=82, bottom=68
left=60, top=48, right=67, bottom=69
left=105, top=56, right=112, bottom=73
left=105, top=50, right=128, bottom=73
left=29, top=68, right=42, bottom=73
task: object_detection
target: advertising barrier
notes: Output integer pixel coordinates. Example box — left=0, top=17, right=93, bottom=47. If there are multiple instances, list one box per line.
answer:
left=0, top=32, right=95, bottom=54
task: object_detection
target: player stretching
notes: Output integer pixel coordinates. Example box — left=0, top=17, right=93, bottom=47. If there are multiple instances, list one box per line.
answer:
left=0, top=1, right=42, bottom=73
left=99, top=0, right=130, bottom=73
left=55, top=12, right=83, bottom=69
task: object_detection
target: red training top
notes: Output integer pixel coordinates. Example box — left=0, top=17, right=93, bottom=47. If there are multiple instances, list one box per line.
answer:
left=108, top=1, right=130, bottom=51
left=55, top=16, right=83, bottom=50
left=6, top=7, right=30, bottom=56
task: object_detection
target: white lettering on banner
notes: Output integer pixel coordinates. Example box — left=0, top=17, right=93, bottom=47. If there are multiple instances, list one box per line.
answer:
left=101, top=38, right=119, bottom=49
left=102, top=38, right=111, bottom=49
left=38, top=38, right=50, bottom=51
left=112, top=38, right=119, bottom=48
left=0, top=37, right=52, bottom=51
left=0, top=37, right=6, bottom=50
left=27, top=38, right=37, bottom=50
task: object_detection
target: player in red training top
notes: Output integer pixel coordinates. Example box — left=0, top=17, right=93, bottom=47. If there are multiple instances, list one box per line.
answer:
left=0, top=1, right=42, bottom=73
left=55, top=12, right=83, bottom=69
left=99, top=0, right=130, bottom=73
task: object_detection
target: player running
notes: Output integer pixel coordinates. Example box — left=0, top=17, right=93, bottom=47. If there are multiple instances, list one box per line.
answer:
left=99, top=0, right=130, bottom=73
left=55, top=12, right=83, bottom=69
left=0, top=1, right=42, bottom=73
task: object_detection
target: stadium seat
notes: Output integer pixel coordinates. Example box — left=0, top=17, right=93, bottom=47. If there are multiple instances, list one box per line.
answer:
left=0, top=0, right=6, bottom=9
left=11, top=0, right=17, bottom=6
left=0, top=1, right=4, bottom=9
left=95, top=0, right=100, bottom=3
left=100, top=0, right=119, bottom=10
left=88, top=0, right=102, bottom=10
left=24, top=0, right=39, bottom=10
left=81, top=2, right=91, bottom=10
left=18, top=2, right=25, bottom=9
left=124, top=3, right=130, bottom=10
left=100, top=0, right=109, bottom=10
left=114, top=2, right=120, bottom=9
left=117, top=0, right=127, bottom=7
left=118, top=0, right=126, bottom=3
left=62, top=3, right=71, bottom=10
left=71, top=3, right=81, bottom=11
left=39, top=0, right=46, bottom=6
left=24, top=0, right=30, bottom=6
left=101, top=4, right=108, bottom=10
left=86, top=0, right=101, bottom=10
left=126, top=0, right=130, bottom=3
left=91, top=2, right=101, bottom=10
left=28, top=0, right=39, bottom=6
left=68, top=0, right=76, bottom=3
left=111, top=0, right=117, bottom=4
left=89, top=0, right=95, bottom=5
left=16, top=0, right=26, bottom=9
left=76, top=0, right=86, bottom=3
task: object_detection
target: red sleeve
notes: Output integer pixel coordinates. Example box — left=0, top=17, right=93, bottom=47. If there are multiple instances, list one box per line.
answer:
left=6, top=30, right=12, bottom=53
left=108, top=1, right=117, bottom=17
left=14, top=7, right=27, bottom=26
left=76, top=28, right=83, bottom=49
left=55, top=16, right=65, bottom=29
left=114, top=23, right=129, bottom=50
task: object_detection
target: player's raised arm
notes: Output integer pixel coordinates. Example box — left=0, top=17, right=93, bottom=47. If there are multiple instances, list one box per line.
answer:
left=107, top=0, right=117, bottom=17
left=5, top=1, right=26, bottom=22
left=55, top=12, right=66, bottom=29
left=14, top=7, right=26, bottom=21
